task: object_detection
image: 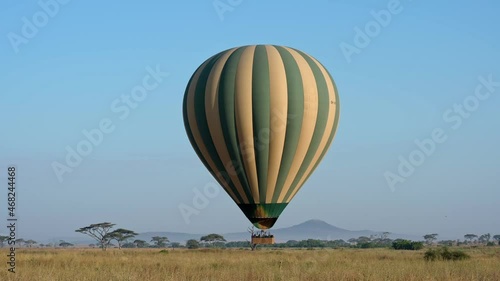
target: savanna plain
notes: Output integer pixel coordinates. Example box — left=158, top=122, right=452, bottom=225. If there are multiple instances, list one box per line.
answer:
left=1, top=247, right=499, bottom=281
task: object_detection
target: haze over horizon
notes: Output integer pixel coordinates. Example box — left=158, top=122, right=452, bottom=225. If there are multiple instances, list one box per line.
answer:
left=13, top=219, right=452, bottom=243
left=1, top=0, right=499, bottom=241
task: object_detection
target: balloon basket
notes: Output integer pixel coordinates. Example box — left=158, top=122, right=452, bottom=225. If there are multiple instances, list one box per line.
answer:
left=251, top=236, right=275, bottom=245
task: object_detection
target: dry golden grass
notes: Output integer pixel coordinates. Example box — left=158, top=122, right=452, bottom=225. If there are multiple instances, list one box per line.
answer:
left=0, top=247, right=499, bottom=280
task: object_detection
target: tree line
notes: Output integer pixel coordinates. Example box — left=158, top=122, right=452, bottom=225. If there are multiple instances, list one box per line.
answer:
left=0, top=237, right=76, bottom=248
left=422, top=233, right=500, bottom=246
left=2, top=223, right=499, bottom=249
left=73, top=222, right=228, bottom=250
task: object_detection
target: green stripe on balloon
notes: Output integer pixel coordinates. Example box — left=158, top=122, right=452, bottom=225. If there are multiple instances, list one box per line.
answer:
left=217, top=47, right=254, bottom=203
left=283, top=49, right=330, bottom=202
left=183, top=64, right=208, bottom=171
left=192, top=52, right=245, bottom=204
left=271, top=46, right=304, bottom=203
left=252, top=45, right=271, bottom=203
left=295, top=66, right=340, bottom=194
left=183, top=54, right=237, bottom=201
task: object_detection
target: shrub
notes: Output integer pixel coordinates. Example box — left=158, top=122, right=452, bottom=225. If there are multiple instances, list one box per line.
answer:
left=424, top=249, right=438, bottom=261
left=186, top=239, right=200, bottom=249
left=424, top=247, right=470, bottom=261
left=358, top=242, right=374, bottom=249
left=392, top=240, right=424, bottom=250
left=449, top=250, right=470, bottom=260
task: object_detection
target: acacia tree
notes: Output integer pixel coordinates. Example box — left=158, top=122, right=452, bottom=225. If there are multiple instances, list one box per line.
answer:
left=200, top=234, right=226, bottom=247
left=25, top=240, right=37, bottom=248
left=357, top=236, right=371, bottom=244
left=59, top=241, right=74, bottom=248
left=133, top=239, right=149, bottom=248
left=423, top=234, right=438, bottom=245
left=493, top=235, right=500, bottom=245
left=478, top=233, right=491, bottom=244
left=151, top=236, right=169, bottom=248
left=0, top=236, right=9, bottom=248
left=106, top=228, right=138, bottom=249
left=15, top=238, right=25, bottom=247
left=186, top=239, right=200, bottom=249
left=75, top=222, right=116, bottom=251
left=464, top=234, right=478, bottom=244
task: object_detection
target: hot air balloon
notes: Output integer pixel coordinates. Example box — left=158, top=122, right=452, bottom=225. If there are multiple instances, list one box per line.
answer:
left=182, top=44, right=340, bottom=234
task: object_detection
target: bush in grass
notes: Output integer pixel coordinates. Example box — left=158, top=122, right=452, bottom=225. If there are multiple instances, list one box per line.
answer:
left=424, top=247, right=470, bottom=261
left=424, top=249, right=439, bottom=261
left=392, top=239, right=424, bottom=250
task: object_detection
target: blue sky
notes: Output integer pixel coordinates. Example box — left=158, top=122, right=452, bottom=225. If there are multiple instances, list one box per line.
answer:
left=0, top=0, right=499, bottom=241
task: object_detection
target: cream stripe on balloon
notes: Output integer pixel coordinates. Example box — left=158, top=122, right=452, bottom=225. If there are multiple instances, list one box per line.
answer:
left=204, top=48, right=250, bottom=204
left=264, top=45, right=288, bottom=203
left=186, top=58, right=240, bottom=203
left=234, top=46, right=260, bottom=202
left=277, top=47, right=319, bottom=202
left=285, top=56, right=338, bottom=202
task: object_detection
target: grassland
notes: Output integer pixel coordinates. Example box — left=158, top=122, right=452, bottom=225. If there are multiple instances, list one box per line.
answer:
left=0, top=247, right=499, bottom=281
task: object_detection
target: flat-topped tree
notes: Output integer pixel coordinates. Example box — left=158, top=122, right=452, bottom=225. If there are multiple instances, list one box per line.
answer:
left=0, top=236, right=9, bottom=248
left=15, top=238, right=25, bottom=247
left=59, top=241, right=73, bottom=248
left=106, top=228, right=138, bottom=249
left=200, top=234, right=226, bottom=247
left=423, top=234, right=438, bottom=245
left=151, top=236, right=169, bottom=248
left=464, top=234, right=478, bottom=244
left=357, top=236, right=371, bottom=243
left=75, top=222, right=116, bottom=251
left=25, top=240, right=37, bottom=248
left=133, top=239, right=149, bottom=248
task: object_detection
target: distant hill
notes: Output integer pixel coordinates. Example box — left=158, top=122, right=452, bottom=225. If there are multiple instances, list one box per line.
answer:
left=135, top=219, right=422, bottom=244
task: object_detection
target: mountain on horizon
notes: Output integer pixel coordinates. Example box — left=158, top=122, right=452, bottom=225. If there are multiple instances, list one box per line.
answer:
left=135, top=219, right=422, bottom=244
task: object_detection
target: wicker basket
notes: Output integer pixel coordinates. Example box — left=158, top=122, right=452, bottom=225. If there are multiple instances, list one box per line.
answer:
left=251, top=237, right=275, bottom=245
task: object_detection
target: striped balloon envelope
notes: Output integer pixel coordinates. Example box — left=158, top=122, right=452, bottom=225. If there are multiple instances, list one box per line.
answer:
left=182, top=44, right=340, bottom=229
